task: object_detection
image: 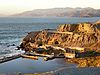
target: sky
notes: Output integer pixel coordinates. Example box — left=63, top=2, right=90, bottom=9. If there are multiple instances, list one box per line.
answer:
left=0, top=0, right=100, bottom=15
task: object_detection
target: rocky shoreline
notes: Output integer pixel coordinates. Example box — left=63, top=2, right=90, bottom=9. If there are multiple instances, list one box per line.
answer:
left=19, top=20, right=100, bottom=67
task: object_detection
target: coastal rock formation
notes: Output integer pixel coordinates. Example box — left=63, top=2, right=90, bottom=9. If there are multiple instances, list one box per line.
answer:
left=19, top=21, right=100, bottom=67
left=57, top=23, right=96, bottom=33
left=20, top=22, right=100, bottom=52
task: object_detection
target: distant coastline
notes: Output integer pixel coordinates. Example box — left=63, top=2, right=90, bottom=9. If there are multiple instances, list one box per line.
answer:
left=1, top=7, right=100, bottom=17
left=11, top=7, right=100, bottom=17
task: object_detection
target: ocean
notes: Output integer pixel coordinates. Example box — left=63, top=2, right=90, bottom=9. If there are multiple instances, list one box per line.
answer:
left=0, top=17, right=100, bottom=74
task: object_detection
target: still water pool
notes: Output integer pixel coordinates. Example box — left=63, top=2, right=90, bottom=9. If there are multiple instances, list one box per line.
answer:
left=0, top=58, right=76, bottom=73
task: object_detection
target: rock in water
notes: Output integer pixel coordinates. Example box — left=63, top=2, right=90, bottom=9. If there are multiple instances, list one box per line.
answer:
left=20, top=21, right=100, bottom=51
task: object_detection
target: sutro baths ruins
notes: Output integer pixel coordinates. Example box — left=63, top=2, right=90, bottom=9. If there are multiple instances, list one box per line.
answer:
left=19, top=21, right=100, bottom=67
left=0, top=21, right=100, bottom=67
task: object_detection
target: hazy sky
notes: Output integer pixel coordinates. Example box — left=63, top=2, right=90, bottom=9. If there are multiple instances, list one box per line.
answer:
left=0, top=0, right=100, bottom=15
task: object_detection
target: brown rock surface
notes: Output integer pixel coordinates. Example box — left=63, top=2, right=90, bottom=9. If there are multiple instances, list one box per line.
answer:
left=19, top=21, right=100, bottom=67
left=20, top=21, right=100, bottom=51
left=67, top=56, right=100, bottom=67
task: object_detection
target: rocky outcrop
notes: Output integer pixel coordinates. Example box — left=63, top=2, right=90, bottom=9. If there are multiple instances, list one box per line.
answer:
left=57, top=23, right=96, bottom=33
left=19, top=21, right=100, bottom=67
left=20, top=21, right=100, bottom=52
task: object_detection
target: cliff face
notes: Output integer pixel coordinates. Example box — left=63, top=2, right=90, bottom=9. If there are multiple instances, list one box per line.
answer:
left=20, top=22, right=100, bottom=51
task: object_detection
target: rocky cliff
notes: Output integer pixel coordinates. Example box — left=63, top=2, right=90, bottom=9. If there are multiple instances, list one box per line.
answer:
left=20, top=21, right=100, bottom=52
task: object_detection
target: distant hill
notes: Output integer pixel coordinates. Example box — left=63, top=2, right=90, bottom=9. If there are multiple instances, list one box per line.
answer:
left=0, top=14, right=7, bottom=17
left=12, top=7, right=100, bottom=17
